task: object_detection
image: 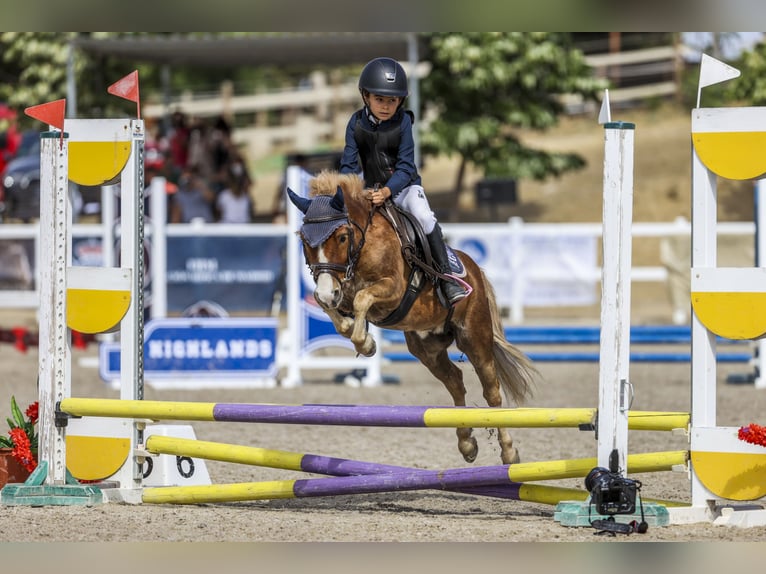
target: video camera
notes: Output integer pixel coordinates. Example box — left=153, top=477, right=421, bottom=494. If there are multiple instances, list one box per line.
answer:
left=584, top=462, right=648, bottom=535
left=584, top=466, right=640, bottom=516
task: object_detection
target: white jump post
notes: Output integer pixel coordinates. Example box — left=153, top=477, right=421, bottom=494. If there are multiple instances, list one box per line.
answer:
left=597, top=91, right=633, bottom=474
left=7, top=119, right=147, bottom=505
left=755, top=179, right=766, bottom=389
left=282, top=165, right=383, bottom=387
left=667, top=54, right=766, bottom=526
left=37, top=131, right=72, bottom=488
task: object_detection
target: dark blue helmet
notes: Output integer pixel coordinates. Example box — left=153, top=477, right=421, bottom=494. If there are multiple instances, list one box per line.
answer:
left=358, top=57, right=408, bottom=98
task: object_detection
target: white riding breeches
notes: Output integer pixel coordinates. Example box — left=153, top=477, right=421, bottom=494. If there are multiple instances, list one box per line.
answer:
left=392, top=185, right=437, bottom=235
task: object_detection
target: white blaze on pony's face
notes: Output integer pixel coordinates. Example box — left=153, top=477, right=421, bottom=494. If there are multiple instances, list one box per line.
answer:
left=313, top=244, right=341, bottom=308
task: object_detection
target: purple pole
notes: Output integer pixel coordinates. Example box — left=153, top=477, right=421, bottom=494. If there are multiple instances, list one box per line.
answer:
left=298, top=452, right=524, bottom=500
left=290, top=466, right=519, bottom=498
left=212, top=403, right=432, bottom=426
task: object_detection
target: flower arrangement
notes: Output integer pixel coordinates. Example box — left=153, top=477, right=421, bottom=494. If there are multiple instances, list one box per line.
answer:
left=0, top=396, right=38, bottom=472
left=737, top=423, right=766, bottom=448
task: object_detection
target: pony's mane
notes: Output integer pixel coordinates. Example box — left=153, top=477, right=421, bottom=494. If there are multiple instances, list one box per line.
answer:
left=309, top=170, right=367, bottom=203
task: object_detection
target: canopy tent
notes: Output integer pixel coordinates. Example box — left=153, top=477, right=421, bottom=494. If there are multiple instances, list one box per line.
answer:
left=72, top=33, right=423, bottom=67
left=69, top=32, right=424, bottom=163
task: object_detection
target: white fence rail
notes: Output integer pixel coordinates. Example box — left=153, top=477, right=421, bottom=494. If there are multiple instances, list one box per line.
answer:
left=0, top=217, right=755, bottom=324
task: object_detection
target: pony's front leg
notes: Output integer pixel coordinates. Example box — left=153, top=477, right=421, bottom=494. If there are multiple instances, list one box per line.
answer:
left=321, top=308, right=354, bottom=339
left=349, top=280, right=398, bottom=357
left=349, top=314, right=375, bottom=357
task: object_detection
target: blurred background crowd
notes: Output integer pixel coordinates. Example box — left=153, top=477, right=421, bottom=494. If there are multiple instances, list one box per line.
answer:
left=146, top=111, right=256, bottom=224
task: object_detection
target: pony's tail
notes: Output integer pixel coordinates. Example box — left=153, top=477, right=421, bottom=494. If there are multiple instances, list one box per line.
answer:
left=483, top=270, right=539, bottom=406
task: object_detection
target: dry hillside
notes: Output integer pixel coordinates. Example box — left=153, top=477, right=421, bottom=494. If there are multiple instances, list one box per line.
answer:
left=426, top=103, right=755, bottom=225
left=255, top=103, right=755, bottom=225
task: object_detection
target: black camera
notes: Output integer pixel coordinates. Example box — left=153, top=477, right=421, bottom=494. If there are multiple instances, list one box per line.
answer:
left=584, top=466, right=640, bottom=516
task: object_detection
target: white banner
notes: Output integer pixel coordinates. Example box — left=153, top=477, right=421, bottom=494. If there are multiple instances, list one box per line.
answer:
left=446, top=227, right=598, bottom=308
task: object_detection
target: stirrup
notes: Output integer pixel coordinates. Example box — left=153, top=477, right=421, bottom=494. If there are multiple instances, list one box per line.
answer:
left=443, top=282, right=468, bottom=306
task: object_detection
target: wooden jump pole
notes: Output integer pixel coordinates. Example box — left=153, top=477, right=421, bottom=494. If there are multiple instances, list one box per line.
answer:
left=59, top=398, right=690, bottom=432
left=141, top=436, right=687, bottom=506
left=146, top=435, right=687, bottom=484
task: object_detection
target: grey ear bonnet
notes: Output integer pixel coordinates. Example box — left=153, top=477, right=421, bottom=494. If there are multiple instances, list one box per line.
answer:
left=286, top=186, right=348, bottom=248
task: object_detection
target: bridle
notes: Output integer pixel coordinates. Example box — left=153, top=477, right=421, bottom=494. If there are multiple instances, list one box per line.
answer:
left=301, top=205, right=375, bottom=284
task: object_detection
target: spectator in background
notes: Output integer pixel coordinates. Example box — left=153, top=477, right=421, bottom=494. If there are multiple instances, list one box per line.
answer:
left=170, top=165, right=216, bottom=223
left=0, top=104, right=21, bottom=176
left=144, top=143, right=177, bottom=223
left=167, top=110, right=190, bottom=182
left=208, top=115, right=235, bottom=193
left=272, top=153, right=312, bottom=223
left=216, top=157, right=255, bottom=223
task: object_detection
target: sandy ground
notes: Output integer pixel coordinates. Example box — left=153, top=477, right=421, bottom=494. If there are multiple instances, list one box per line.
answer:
left=1, top=322, right=766, bottom=545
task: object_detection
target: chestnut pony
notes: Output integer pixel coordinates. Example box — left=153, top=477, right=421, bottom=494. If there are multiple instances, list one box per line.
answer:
left=287, top=171, right=538, bottom=464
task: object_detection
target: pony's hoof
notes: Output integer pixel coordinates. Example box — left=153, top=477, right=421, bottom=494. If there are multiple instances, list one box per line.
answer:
left=501, top=448, right=521, bottom=465
left=357, top=339, right=376, bottom=357
left=459, top=437, right=478, bottom=463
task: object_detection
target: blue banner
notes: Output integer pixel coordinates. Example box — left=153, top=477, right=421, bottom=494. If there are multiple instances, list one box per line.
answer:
left=166, top=235, right=286, bottom=313
left=100, top=317, right=278, bottom=382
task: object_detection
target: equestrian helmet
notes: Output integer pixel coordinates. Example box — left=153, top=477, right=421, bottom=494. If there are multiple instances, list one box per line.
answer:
left=358, top=57, right=408, bottom=98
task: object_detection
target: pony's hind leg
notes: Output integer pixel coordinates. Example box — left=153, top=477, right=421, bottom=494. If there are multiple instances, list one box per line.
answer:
left=476, top=361, right=519, bottom=464
left=404, top=332, right=478, bottom=463
left=456, top=334, right=520, bottom=465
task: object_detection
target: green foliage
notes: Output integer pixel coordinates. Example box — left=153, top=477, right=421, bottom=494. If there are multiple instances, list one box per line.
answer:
left=420, top=32, right=607, bottom=189
left=0, top=32, right=607, bottom=193
left=0, top=32, right=147, bottom=127
left=728, top=41, right=766, bottom=105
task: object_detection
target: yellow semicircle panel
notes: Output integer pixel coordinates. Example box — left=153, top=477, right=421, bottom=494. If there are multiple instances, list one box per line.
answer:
left=68, top=141, right=131, bottom=186
left=692, top=132, right=766, bottom=180
left=690, top=450, right=766, bottom=501
left=66, top=435, right=130, bottom=481
left=66, top=266, right=132, bottom=334
left=67, top=287, right=131, bottom=334
left=691, top=291, right=766, bottom=340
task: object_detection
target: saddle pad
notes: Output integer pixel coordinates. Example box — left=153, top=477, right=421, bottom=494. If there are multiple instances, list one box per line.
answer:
left=446, top=246, right=466, bottom=278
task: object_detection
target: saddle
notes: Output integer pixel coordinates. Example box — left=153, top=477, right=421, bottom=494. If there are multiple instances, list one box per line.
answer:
left=374, top=201, right=463, bottom=326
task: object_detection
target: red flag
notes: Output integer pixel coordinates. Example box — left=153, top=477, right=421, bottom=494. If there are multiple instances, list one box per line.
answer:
left=108, top=70, right=140, bottom=118
left=24, top=99, right=66, bottom=131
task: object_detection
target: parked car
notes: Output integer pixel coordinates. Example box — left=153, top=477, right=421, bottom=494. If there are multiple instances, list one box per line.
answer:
left=1, top=151, right=43, bottom=222
left=1, top=130, right=101, bottom=223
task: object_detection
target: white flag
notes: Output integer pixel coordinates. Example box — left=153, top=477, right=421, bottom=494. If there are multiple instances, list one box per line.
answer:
left=699, top=53, right=740, bottom=88
left=598, top=89, right=611, bottom=125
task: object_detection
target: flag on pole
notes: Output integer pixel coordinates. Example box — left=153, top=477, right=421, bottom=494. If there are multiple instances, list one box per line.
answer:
left=699, top=53, right=741, bottom=89
left=107, top=70, right=140, bottom=118
left=25, top=99, right=66, bottom=130
left=598, top=89, right=611, bottom=125
left=697, top=54, right=741, bottom=108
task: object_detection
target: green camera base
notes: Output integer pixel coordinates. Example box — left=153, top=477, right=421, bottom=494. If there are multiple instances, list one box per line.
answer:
left=554, top=498, right=670, bottom=529
left=1, top=461, right=105, bottom=506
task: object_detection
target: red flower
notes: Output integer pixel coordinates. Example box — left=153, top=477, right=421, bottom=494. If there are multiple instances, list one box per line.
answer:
left=0, top=396, right=38, bottom=471
left=8, top=427, right=36, bottom=472
left=25, top=402, right=38, bottom=424
left=738, top=423, right=766, bottom=448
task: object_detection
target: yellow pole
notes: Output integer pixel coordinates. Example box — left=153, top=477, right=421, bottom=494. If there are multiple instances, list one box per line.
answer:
left=147, top=435, right=687, bottom=483
left=61, top=398, right=689, bottom=431
left=60, top=398, right=217, bottom=421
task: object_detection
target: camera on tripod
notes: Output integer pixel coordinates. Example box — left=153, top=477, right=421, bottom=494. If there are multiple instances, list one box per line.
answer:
left=584, top=466, right=640, bottom=516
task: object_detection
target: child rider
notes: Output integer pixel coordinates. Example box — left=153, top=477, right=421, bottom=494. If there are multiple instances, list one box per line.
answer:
left=339, top=57, right=468, bottom=306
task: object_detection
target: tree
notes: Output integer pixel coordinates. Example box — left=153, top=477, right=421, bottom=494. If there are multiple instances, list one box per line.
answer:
left=729, top=39, right=766, bottom=105
left=0, top=32, right=152, bottom=127
left=420, top=33, right=607, bottom=199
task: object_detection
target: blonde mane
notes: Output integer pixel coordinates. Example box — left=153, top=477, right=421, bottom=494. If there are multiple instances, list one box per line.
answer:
left=309, top=171, right=367, bottom=203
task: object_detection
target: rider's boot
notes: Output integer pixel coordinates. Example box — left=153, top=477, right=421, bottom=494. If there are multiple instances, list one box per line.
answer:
left=427, top=225, right=468, bottom=306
